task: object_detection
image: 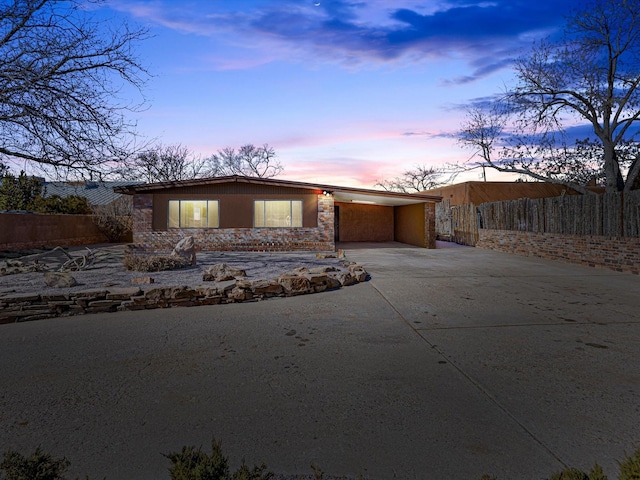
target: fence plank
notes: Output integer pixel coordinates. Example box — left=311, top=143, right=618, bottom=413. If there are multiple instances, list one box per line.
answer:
left=451, top=203, right=478, bottom=246
left=624, top=190, right=640, bottom=237
left=475, top=192, right=636, bottom=239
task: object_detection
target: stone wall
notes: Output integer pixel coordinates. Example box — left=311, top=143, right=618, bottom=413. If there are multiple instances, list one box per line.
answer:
left=477, top=229, right=640, bottom=274
left=0, top=213, right=108, bottom=251
left=0, top=261, right=367, bottom=324
left=132, top=194, right=335, bottom=253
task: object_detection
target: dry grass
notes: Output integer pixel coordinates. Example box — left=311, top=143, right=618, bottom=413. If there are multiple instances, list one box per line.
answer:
left=123, top=251, right=192, bottom=272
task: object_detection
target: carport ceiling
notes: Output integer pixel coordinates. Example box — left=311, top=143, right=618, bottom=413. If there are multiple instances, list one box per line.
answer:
left=332, top=190, right=439, bottom=207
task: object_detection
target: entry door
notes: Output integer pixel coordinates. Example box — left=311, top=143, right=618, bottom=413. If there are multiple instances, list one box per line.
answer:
left=334, top=205, right=340, bottom=242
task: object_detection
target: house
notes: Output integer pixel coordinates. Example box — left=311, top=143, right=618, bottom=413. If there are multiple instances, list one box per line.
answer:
left=422, top=181, right=605, bottom=207
left=115, top=175, right=442, bottom=252
left=43, top=180, right=142, bottom=206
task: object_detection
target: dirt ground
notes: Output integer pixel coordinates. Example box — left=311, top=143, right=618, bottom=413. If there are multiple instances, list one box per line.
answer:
left=0, top=244, right=349, bottom=297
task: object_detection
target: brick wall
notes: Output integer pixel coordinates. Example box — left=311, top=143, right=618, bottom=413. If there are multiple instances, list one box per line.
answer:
left=0, top=213, right=108, bottom=251
left=133, top=194, right=335, bottom=252
left=336, top=202, right=394, bottom=242
left=425, top=202, right=436, bottom=249
left=477, top=229, right=640, bottom=274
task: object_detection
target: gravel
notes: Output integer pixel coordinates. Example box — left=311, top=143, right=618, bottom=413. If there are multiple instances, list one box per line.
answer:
left=0, top=244, right=350, bottom=296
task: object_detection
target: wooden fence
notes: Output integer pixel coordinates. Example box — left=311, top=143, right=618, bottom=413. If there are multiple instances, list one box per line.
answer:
left=435, top=191, right=640, bottom=246
left=478, top=191, right=640, bottom=237
left=435, top=200, right=479, bottom=246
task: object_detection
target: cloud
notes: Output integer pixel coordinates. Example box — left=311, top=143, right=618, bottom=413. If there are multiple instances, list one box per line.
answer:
left=281, top=155, right=401, bottom=188
left=107, top=0, right=573, bottom=79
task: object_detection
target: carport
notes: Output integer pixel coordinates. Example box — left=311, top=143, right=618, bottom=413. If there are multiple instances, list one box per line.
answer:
left=330, top=188, right=441, bottom=248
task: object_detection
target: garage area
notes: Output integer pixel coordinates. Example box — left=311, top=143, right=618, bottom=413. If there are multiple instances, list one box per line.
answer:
left=332, top=189, right=440, bottom=248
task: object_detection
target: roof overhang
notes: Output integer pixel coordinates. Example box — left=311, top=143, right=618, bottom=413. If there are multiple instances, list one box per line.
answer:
left=114, top=175, right=441, bottom=206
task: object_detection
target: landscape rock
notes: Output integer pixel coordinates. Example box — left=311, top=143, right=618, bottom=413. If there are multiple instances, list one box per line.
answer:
left=43, top=272, right=77, bottom=288
left=333, top=271, right=358, bottom=286
left=309, top=266, right=338, bottom=274
left=278, top=275, right=313, bottom=296
left=349, top=265, right=368, bottom=282
left=249, top=279, right=284, bottom=296
left=172, top=236, right=196, bottom=266
left=203, top=263, right=247, bottom=282
left=131, top=276, right=155, bottom=285
left=0, top=247, right=369, bottom=322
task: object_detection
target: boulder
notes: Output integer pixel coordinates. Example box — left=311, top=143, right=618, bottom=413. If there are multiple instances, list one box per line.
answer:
left=43, top=272, right=77, bottom=288
left=309, top=266, right=338, bottom=274
left=332, top=271, right=358, bottom=287
left=203, top=263, right=247, bottom=282
left=348, top=265, right=368, bottom=282
left=278, top=275, right=312, bottom=296
left=172, top=236, right=196, bottom=266
left=249, top=279, right=284, bottom=297
left=131, top=276, right=154, bottom=285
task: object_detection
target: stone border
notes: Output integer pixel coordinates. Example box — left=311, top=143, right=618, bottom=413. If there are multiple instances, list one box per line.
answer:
left=0, top=262, right=368, bottom=324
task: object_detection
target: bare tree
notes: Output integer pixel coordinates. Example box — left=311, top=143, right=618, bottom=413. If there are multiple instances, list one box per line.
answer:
left=458, top=103, right=606, bottom=194
left=118, top=144, right=211, bottom=182
left=458, top=0, right=640, bottom=193
left=0, top=0, right=149, bottom=177
left=92, top=196, right=133, bottom=243
left=375, top=165, right=451, bottom=193
left=209, top=144, right=283, bottom=178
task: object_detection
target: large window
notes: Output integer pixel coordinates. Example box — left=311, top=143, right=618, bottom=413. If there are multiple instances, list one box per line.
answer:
left=168, top=200, right=219, bottom=228
left=254, top=200, right=302, bottom=227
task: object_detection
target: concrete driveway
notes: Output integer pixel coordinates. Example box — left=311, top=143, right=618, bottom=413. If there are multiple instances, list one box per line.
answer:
left=0, top=244, right=638, bottom=479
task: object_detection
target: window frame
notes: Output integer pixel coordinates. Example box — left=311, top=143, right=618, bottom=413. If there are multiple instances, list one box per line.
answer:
left=167, top=199, right=220, bottom=229
left=253, top=199, right=303, bottom=228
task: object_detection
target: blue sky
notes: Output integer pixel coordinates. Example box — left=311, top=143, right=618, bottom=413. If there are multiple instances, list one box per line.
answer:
left=102, top=0, right=575, bottom=188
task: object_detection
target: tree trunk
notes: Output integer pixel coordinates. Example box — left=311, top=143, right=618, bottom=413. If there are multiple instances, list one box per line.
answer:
left=603, top=141, right=624, bottom=192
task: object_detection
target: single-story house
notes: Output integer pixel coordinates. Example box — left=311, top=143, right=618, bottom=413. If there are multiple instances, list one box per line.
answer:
left=115, top=175, right=442, bottom=252
left=43, top=180, right=142, bottom=206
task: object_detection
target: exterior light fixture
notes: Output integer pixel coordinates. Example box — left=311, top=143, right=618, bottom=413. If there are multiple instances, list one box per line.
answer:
left=322, top=190, right=333, bottom=197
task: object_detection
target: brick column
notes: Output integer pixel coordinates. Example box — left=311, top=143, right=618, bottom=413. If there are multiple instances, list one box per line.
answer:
left=425, top=202, right=436, bottom=249
left=132, top=194, right=153, bottom=246
left=317, top=194, right=335, bottom=251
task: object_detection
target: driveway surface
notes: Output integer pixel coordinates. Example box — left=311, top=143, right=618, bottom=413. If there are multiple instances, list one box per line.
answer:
left=0, top=244, right=638, bottom=479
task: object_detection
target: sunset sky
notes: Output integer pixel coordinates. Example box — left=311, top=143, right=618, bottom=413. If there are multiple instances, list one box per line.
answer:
left=101, top=0, right=576, bottom=188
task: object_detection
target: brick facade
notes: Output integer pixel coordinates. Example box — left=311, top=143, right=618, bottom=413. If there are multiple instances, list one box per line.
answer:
left=477, top=229, right=640, bottom=275
left=133, top=193, right=335, bottom=252
left=425, top=201, right=436, bottom=249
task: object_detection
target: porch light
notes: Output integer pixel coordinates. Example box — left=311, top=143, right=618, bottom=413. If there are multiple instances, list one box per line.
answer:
left=322, top=190, right=333, bottom=197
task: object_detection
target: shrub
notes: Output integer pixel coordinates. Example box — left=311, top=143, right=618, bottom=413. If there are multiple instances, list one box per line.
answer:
left=91, top=196, right=133, bottom=242
left=618, top=449, right=640, bottom=480
left=0, top=447, right=70, bottom=480
left=163, top=441, right=229, bottom=480
left=0, top=171, right=42, bottom=211
left=123, top=251, right=192, bottom=272
left=163, top=438, right=273, bottom=480
left=30, top=195, right=92, bottom=214
left=230, top=460, right=272, bottom=480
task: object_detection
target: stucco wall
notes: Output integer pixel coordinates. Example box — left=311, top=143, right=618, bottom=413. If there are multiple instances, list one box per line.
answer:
left=0, top=213, right=107, bottom=250
left=336, top=203, right=394, bottom=242
left=394, top=203, right=436, bottom=248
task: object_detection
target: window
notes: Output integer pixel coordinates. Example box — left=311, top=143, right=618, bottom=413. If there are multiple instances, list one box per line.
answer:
left=254, top=200, right=302, bottom=227
left=168, top=200, right=219, bottom=228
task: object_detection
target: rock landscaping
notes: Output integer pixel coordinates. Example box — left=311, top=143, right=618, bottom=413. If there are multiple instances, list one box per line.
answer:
left=0, top=255, right=368, bottom=324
